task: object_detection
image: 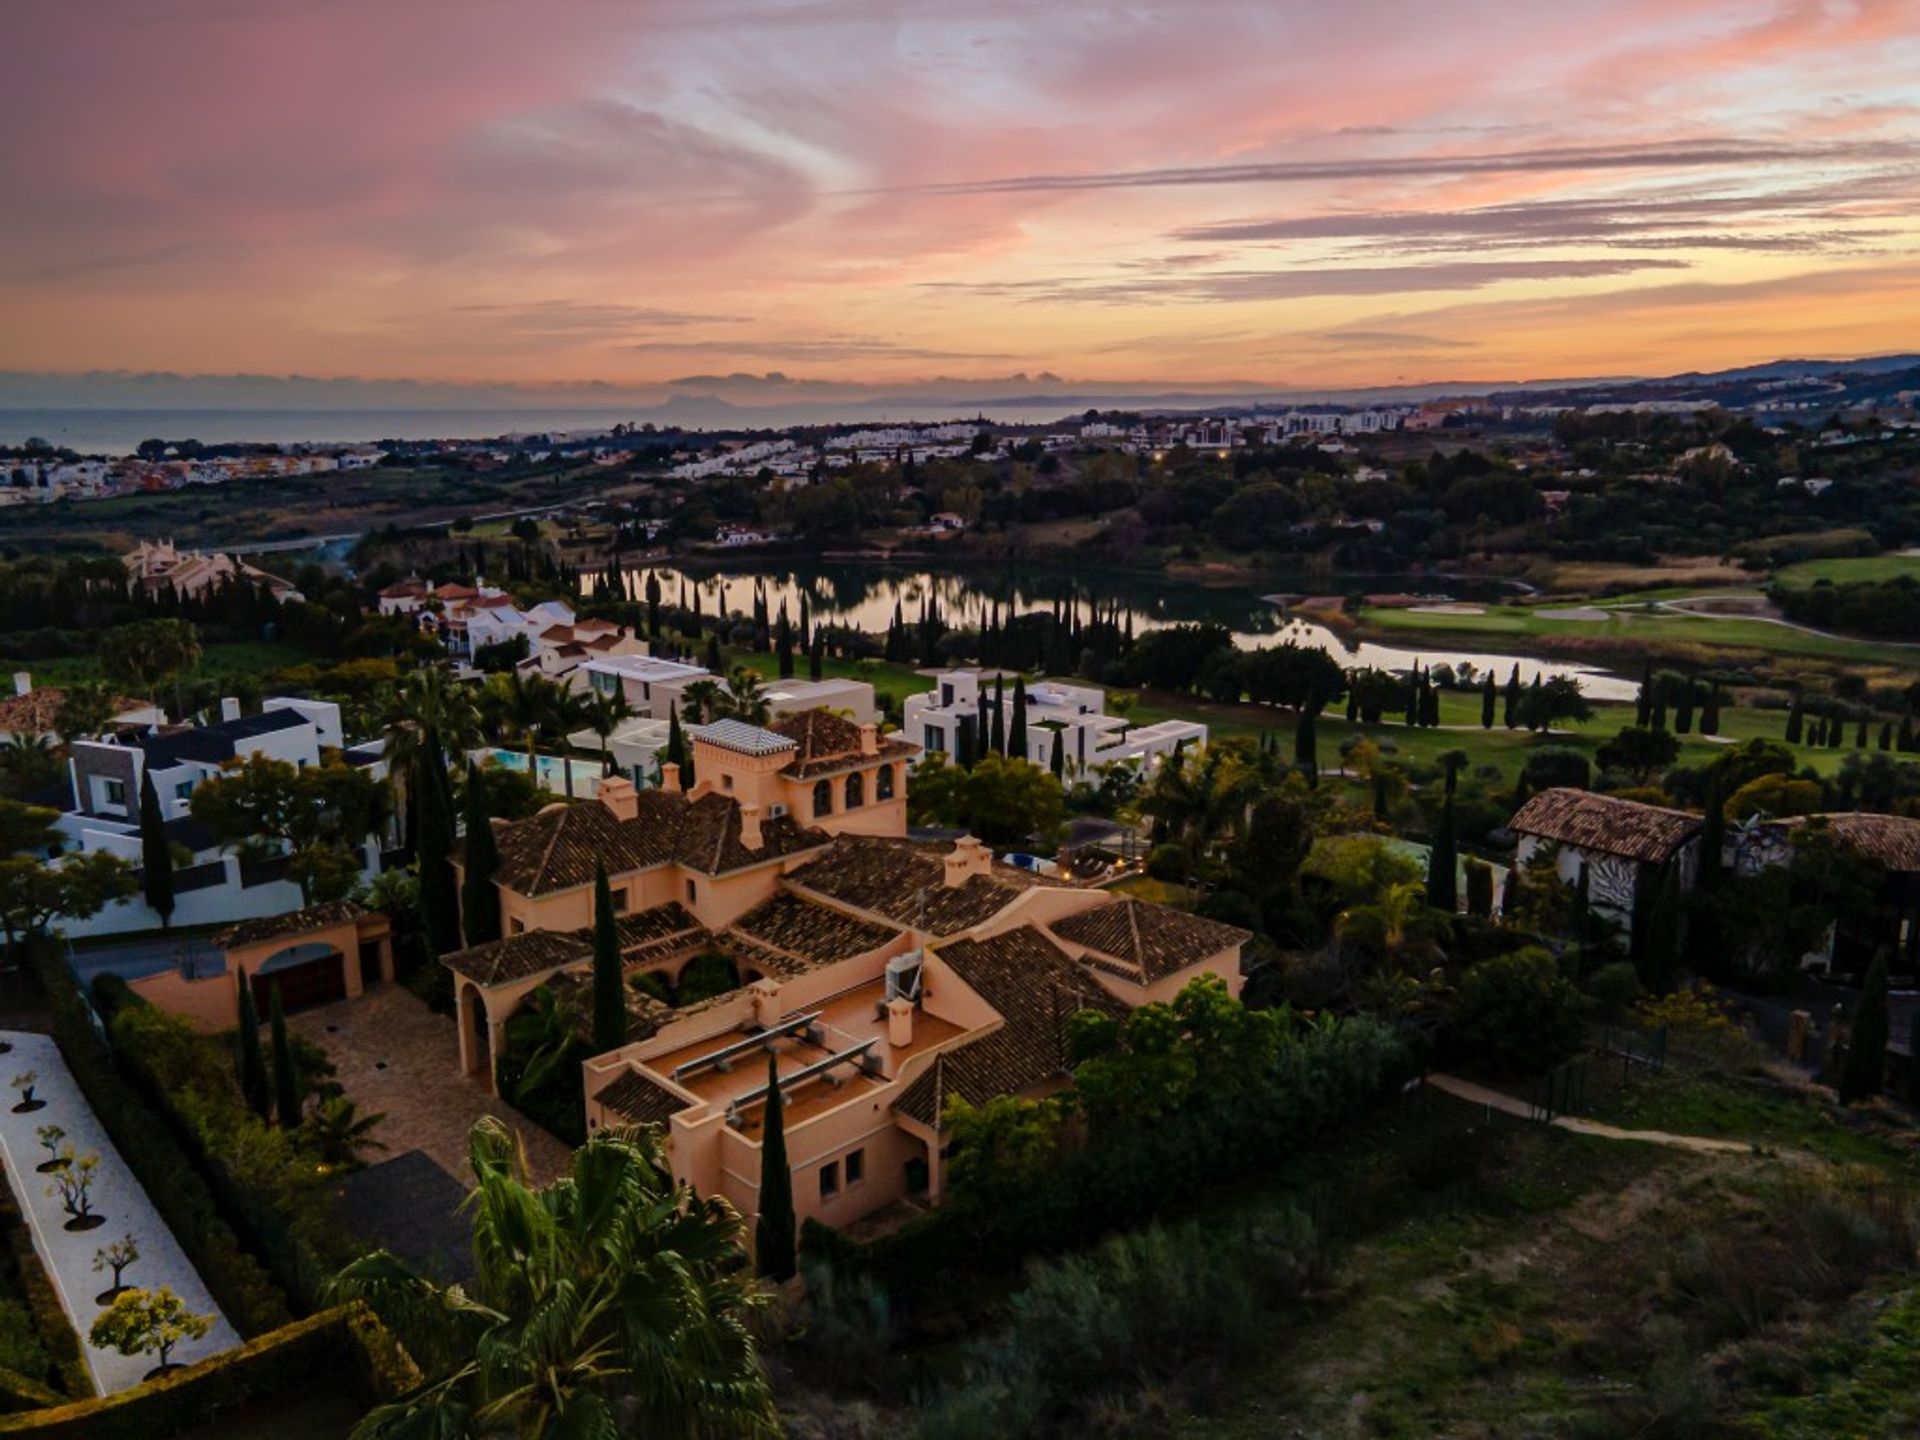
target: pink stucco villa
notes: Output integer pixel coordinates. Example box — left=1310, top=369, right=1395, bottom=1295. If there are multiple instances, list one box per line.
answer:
left=442, top=705, right=1249, bottom=1233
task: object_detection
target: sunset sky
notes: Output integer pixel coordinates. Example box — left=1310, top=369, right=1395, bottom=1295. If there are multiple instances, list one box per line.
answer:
left=5, top=0, right=1920, bottom=405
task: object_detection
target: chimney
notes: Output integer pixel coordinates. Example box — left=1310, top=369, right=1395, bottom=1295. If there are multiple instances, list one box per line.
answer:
left=597, top=774, right=639, bottom=822
left=220, top=696, right=241, bottom=723
left=858, top=722, right=879, bottom=756
left=750, top=977, right=782, bottom=1030
left=11, top=673, right=28, bottom=698
left=738, top=800, right=764, bottom=851
left=886, top=996, right=914, bottom=1048
left=658, top=761, right=681, bottom=794
left=943, top=835, right=993, bottom=888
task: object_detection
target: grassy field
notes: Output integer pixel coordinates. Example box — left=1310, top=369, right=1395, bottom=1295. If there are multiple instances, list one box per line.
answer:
left=1357, top=598, right=1917, bottom=668
left=1170, top=1064, right=1919, bottom=1438
left=1773, top=552, right=1920, bottom=588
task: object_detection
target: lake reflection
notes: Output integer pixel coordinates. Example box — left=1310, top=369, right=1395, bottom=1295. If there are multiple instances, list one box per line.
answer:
left=601, top=561, right=1634, bottom=702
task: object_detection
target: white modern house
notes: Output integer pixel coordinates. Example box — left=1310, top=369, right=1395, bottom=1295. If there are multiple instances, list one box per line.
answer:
left=904, top=670, right=1206, bottom=779
left=579, top=656, right=878, bottom=725
left=50, top=698, right=386, bottom=937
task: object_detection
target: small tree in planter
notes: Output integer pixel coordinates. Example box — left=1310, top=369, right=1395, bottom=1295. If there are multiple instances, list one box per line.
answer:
left=47, top=1148, right=104, bottom=1231
left=34, top=1124, right=67, bottom=1173
left=89, top=1287, right=212, bottom=1380
left=10, top=1071, right=42, bottom=1113
left=93, top=1234, right=140, bottom=1305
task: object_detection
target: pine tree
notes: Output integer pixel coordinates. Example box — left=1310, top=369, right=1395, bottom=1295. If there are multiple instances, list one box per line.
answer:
left=460, top=763, right=501, bottom=948
left=1480, top=672, right=1496, bottom=729
left=754, top=1056, right=796, bottom=1280
left=415, top=735, right=460, bottom=961
left=269, top=982, right=301, bottom=1129
left=1009, top=676, right=1029, bottom=762
left=592, top=864, right=624, bottom=1055
left=1426, top=794, right=1457, bottom=913
left=138, top=769, right=174, bottom=929
left=235, top=980, right=270, bottom=1122
left=1839, top=951, right=1891, bottom=1105
left=1049, top=727, right=1065, bottom=781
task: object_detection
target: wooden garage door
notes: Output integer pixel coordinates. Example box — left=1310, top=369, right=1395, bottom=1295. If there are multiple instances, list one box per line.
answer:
left=251, top=950, right=346, bottom=1015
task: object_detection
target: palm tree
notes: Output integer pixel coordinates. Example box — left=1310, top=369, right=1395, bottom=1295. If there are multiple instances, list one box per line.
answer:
left=1335, top=878, right=1451, bottom=971
left=328, top=1117, right=776, bottom=1440
left=303, top=1097, right=388, bottom=1169
left=0, top=735, right=61, bottom=798
left=1138, top=745, right=1255, bottom=895
left=678, top=679, right=726, bottom=726
left=723, top=669, right=772, bottom=727
left=382, top=670, right=483, bottom=848
left=502, top=671, right=561, bottom=782
left=582, top=690, right=631, bottom=776
left=52, top=683, right=116, bottom=748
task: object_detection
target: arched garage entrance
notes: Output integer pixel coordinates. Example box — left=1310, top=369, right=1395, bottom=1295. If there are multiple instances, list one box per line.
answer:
left=250, top=940, right=347, bottom=1015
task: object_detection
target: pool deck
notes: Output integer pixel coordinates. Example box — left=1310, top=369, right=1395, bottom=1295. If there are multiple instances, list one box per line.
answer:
left=0, top=1031, right=239, bottom=1393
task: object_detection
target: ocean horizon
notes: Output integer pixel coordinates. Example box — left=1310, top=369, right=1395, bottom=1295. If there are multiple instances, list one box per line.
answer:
left=0, top=400, right=1104, bottom=456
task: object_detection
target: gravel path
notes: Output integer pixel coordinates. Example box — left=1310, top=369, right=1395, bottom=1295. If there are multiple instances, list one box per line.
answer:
left=0, top=1031, right=239, bottom=1393
left=1427, top=1073, right=1755, bottom=1154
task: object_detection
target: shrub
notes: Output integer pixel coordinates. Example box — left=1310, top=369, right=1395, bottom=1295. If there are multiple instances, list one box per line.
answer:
left=1455, top=947, right=1589, bottom=1074
left=1145, top=843, right=1187, bottom=881
left=0, top=1191, right=87, bottom=1400
left=1585, top=962, right=1644, bottom=1022
left=0, top=1304, right=47, bottom=1390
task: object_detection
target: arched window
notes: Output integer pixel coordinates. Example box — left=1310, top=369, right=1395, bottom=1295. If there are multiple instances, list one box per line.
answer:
left=875, top=764, right=894, bottom=801
left=813, top=779, right=833, bottom=817
left=845, top=771, right=865, bottom=809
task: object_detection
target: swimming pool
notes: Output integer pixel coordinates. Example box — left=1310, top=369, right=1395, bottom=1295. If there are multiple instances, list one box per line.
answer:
left=472, top=748, right=612, bottom=796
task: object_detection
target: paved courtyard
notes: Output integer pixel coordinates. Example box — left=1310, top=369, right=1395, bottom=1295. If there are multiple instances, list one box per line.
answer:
left=288, top=986, right=572, bottom=1188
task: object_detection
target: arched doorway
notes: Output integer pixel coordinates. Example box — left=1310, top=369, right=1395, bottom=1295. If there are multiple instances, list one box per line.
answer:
left=463, top=984, right=493, bottom=1081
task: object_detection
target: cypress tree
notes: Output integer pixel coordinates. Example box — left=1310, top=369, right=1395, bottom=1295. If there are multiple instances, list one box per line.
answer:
left=1294, top=702, right=1318, bottom=787
left=809, top=637, right=824, bottom=682
left=1571, top=861, right=1591, bottom=950
left=989, top=676, right=1006, bottom=755
left=1856, top=718, right=1868, bottom=748
left=1902, top=716, right=1915, bottom=752
left=1673, top=680, right=1695, bottom=734
left=1503, top=664, right=1521, bottom=729
left=1499, top=863, right=1520, bottom=919
left=1346, top=686, right=1359, bottom=724
left=1828, top=716, right=1844, bottom=749
left=415, top=737, right=460, bottom=960
left=1048, top=727, right=1065, bottom=781
left=1880, top=721, right=1893, bottom=751
left=269, top=982, right=301, bottom=1129
left=776, top=610, right=794, bottom=679
left=460, top=763, right=501, bottom=948
left=1698, top=779, right=1725, bottom=892
left=1009, top=676, right=1029, bottom=762
left=1420, top=677, right=1440, bottom=728
left=592, top=864, right=624, bottom=1055
left=235, top=979, right=270, bottom=1122
left=1426, top=795, right=1457, bottom=913
left=1839, top=951, right=1891, bottom=1105
left=754, top=1055, right=796, bottom=1280
left=1785, top=699, right=1804, bottom=745
left=955, top=714, right=976, bottom=770
left=704, top=632, right=723, bottom=674
left=1404, top=665, right=1420, bottom=727
left=138, top=769, right=175, bottom=929
left=1650, top=679, right=1668, bottom=733
left=1700, top=683, right=1721, bottom=737
left=1526, top=675, right=1544, bottom=732
left=1635, top=663, right=1653, bottom=727
left=1465, top=858, right=1493, bottom=918
left=1480, top=672, right=1496, bottom=729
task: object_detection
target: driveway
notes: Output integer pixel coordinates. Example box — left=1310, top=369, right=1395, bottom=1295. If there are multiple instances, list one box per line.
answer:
left=288, top=986, right=572, bottom=1188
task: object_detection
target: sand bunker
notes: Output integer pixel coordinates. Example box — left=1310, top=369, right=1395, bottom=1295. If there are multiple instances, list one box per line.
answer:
left=1408, top=603, right=1485, bottom=616
left=1537, top=606, right=1610, bottom=621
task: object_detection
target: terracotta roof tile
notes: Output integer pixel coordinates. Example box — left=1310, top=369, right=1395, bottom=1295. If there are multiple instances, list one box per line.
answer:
left=1511, top=788, right=1701, bottom=865
left=727, top=892, right=900, bottom=967
left=594, top=1069, right=691, bottom=1126
left=216, top=900, right=369, bottom=951
left=1048, top=899, right=1250, bottom=984
left=1785, top=812, right=1920, bottom=872
left=784, top=835, right=1043, bottom=935
left=441, top=900, right=708, bottom=988
left=893, top=924, right=1122, bottom=1131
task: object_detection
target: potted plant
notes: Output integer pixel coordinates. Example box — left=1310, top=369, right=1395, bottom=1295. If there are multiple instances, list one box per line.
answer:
left=10, top=1072, right=42, bottom=1113
left=89, top=1287, right=213, bottom=1380
left=47, top=1148, right=104, bottom=1231
left=34, top=1124, right=67, bottom=1173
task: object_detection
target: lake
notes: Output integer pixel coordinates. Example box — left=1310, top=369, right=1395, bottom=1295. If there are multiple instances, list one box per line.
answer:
left=597, top=561, right=1636, bottom=702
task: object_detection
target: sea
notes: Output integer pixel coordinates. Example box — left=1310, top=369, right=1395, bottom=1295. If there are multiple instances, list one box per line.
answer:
left=0, top=399, right=1105, bottom=456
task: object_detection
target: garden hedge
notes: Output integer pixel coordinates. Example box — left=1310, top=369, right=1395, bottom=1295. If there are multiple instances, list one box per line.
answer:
left=0, top=1303, right=417, bottom=1438
left=24, top=937, right=290, bottom=1336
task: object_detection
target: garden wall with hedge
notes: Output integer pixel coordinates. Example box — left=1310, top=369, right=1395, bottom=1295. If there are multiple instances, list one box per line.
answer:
left=0, top=1303, right=416, bottom=1438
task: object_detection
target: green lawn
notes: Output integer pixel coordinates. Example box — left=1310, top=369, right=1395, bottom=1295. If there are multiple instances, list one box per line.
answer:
left=1773, top=552, right=1920, bottom=588
left=1357, top=600, right=1915, bottom=667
